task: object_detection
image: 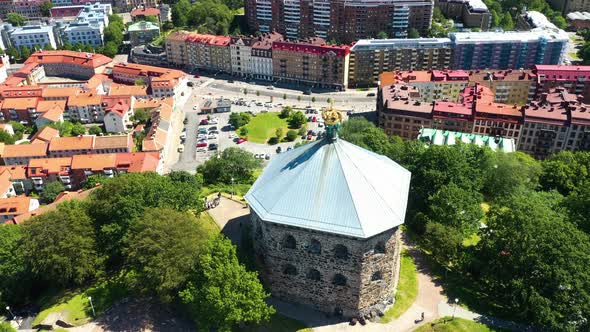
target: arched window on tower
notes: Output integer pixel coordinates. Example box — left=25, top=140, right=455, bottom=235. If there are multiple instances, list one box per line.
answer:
left=282, top=234, right=296, bottom=249
left=334, top=244, right=350, bottom=260
left=371, top=271, right=383, bottom=281
left=374, top=241, right=386, bottom=254
left=308, top=239, right=321, bottom=254
left=307, top=268, right=321, bottom=281
left=332, top=273, right=347, bottom=286
left=283, top=264, right=298, bottom=276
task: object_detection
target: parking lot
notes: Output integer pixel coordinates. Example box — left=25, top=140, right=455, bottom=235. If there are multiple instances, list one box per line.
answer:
left=170, top=96, right=326, bottom=172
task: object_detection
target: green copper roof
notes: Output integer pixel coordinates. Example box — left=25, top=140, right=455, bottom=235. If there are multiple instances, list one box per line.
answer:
left=128, top=21, right=160, bottom=32
left=418, top=128, right=516, bottom=152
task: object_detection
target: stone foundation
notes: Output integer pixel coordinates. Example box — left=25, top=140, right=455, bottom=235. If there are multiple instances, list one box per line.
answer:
left=251, top=210, right=402, bottom=318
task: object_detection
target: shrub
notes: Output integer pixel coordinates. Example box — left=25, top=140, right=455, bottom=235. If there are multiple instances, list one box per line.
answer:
left=286, top=130, right=298, bottom=142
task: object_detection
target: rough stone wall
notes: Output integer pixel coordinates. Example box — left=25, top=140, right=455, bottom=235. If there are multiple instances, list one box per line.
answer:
left=251, top=210, right=401, bottom=318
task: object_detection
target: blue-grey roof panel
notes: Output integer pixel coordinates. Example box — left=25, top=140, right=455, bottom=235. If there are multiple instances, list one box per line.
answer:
left=245, top=138, right=411, bottom=238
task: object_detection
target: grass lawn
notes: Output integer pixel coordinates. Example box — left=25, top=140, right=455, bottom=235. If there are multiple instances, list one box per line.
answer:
left=238, top=314, right=312, bottom=332
left=242, top=113, right=289, bottom=144
left=196, top=210, right=221, bottom=234
left=413, top=317, right=507, bottom=332
left=33, top=278, right=128, bottom=326
left=381, top=249, right=419, bottom=323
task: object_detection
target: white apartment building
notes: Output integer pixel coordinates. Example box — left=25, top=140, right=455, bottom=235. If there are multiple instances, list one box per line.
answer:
left=62, top=20, right=104, bottom=47
left=10, top=25, right=58, bottom=50
left=230, top=37, right=254, bottom=77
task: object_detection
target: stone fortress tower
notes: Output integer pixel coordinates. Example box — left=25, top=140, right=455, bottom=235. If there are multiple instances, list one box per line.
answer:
left=244, top=107, right=412, bottom=318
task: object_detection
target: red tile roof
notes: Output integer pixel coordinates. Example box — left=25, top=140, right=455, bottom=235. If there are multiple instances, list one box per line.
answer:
left=272, top=40, right=350, bottom=57
left=27, top=157, right=73, bottom=177
left=25, top=51, right=112, bottom=69
left=130, top=6, right=160, bottom=17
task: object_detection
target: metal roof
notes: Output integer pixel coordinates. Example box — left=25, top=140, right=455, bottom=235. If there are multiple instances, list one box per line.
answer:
left=245, top=138, right=411, bottom=239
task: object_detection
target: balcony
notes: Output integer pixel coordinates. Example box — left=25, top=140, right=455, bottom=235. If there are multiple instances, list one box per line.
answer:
left=60, top=176, right=71, bottom=184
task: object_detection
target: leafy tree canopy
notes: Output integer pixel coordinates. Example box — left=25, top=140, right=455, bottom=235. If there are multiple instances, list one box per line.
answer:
left=197, top=147, right=261, bottom=185
left=179, top=235, right=275, bottom=331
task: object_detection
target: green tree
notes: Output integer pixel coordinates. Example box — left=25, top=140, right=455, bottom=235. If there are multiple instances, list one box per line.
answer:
left=474, top=190, right=590, bottom=330
left=179, top=235, right=275, bottom=331
left=288, top=111, right=306, bottom=129
left=87, top=172, right=202, bottom=265
left=286, top=129, right=298, bottom=141
left=40, top=181, right=66, bottom=203
left=188, top=0, right=235, bottom=35
left=239, top=127, right=248, bottom=136
left=6, top=13, right=26, bottom=26
left=562, top=182, right=590, bottom=234
left=267, top=136, right=279, bottom=145
left=132, top=109, right=151, bottom=124
left=408, top=28, right=420, bottom=38
left=124, top=208, right=211, bottom=302
left=40, top=1, right=53, bottom=16
left=22, top=201, right=104, bottom=286
left=197, top=147, right=261, bottom=185
left=228, top=112, right=251, bottom=128
left=256, top=90, right=260, bottom=96
left=376, top=31, right=388, bottom=39
left=540, top=151, right=590, bottom=195
left=279, top=106, right=292, bottom=118
left=71, top=122, right=86, bottom=136
left=297, top=96, right=302, bottom=102
left=484, top=152, right=541, bottom=200
left=172, top=0, right=191, bottom=27
left=8, top=121, right=26, bottom=140
left=43, top=43, right=55, bottom=51
left=6, top=47, right=20, bottom=62
left=282, top=93, right=287, bottom=100
left=20, top=46, right=31, bottom=60
left=423, top=222, right=464, bottom=270
left=275, top=127, right=283, bottom=139
left=311, top=96, right=316, bottom=102
left=0, top=225, right=30, bottom=307
left=89, top=125, right=103, bottom=136
left=83, top=174, right=109, bottom=189
left=427, top=183, right=483, bottom=235
left=0, top=130, right=16, bottom=145
left=500, top=13, right=514, bottom=30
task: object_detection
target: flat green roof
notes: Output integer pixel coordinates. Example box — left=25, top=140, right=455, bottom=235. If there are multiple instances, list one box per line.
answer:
left=128, top=21, right=160, bottom=32
left=418, top=128, right=516, bottom=153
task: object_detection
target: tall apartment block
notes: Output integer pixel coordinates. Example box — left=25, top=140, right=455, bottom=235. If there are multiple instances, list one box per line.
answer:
left=272, top=38, right=350, bottom=89
left=348, top=38, right=453, bottom=87
left=436, top=0, right=491, bottom=30
left=449, top=29, right=568, bottom=70
left=244, top=0, right=434, bottom=43
left=548, top=0, right=590, bottom=14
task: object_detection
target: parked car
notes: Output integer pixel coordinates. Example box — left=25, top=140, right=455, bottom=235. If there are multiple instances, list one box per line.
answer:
left=210, top=117, right=219, bottom=124
left=208, top=134, right=218, bottom=140
left=237, top=138, right=247, bottom=144
left=265, top=153, right=270, bottom=160
left=209, top=143, right=218, bottom=150
left=193, top=105, right=198, bottom=110
left=198, top=129, right=208, bottom=135
left=194, top=74, right=200, bottom=78
left=307, top=134, right=313, bottom=140
left=198, top=134, right=207, bottom=140
left=266, top=85, right=274, bottom=90
left=276, top=146, right=282, bottom=153
left=308, top=116, right=313, bottom=122
left=303, top=89, right=311, bottom=95
left=318, top=122, right=324, bottom=128
left=199, top=119, right=209, bottom=125
left=187, top=81, right=194, bottom=87
left=209, top=130, right=220, bottom=135
left=308, top=130, right=317, bottom=136
left=312, top=116, right=317, bottom=122
left=228, top=80, right=234, bottom=83
left=197, top=141, right=208, bottom=148
left=208, top=126, right=218, bottom=131
left=183, top=118, right=188, bottom=125
left=367, top=92, right=376, bottom=97
left=180, top=132, right=186, bottom=139
left=287, top=146, right=293, bottom=151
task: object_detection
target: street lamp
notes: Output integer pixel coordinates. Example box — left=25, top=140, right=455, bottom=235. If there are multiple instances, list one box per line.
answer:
left=5, top=306, right=14, bottom=319
left=231, top=177, right=234, bottom=199
left=87, top=296, right=96, bottom=317
left=452, top=298, right=459, bottom=320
